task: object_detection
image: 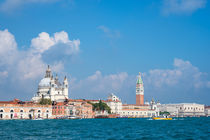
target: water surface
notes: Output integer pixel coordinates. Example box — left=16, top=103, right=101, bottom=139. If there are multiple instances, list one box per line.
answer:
left=0, top=118, right=209, bottom=139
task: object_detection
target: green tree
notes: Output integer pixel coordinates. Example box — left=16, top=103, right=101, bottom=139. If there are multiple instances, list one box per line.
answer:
left=90, top=100, right=111, bottom=114
left=159, top=111, right=170, bottom=115
left=39, top=98, right=52, bottom=105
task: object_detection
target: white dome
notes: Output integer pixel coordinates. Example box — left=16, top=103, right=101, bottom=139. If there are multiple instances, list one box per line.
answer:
left=38, top=78, right=51, bottom=87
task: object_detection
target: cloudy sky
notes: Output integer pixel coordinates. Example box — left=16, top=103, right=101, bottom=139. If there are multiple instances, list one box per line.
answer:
left=0, top=0, right=209, bottom=104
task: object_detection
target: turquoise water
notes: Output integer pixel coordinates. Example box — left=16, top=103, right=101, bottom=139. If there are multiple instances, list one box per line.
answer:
left=0, top=118, right=209, bottom=139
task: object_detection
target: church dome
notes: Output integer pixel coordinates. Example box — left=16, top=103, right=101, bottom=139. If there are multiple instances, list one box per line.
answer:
left=38, top=78, right=51, bottom=87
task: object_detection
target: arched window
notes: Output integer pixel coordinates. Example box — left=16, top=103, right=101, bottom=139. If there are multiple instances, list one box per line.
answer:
left=20, top=110, right=23, bottom=112
left=10, top=110, right=14, bottom=113
left=46, top=110, right=49, bottom=113
left=0, top=110, right=3, bottom=119
left=38, top=110, right=41, bottom=113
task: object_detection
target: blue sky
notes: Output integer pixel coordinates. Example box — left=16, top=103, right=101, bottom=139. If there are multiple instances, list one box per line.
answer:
left=0, top=0, right=210, bottom=104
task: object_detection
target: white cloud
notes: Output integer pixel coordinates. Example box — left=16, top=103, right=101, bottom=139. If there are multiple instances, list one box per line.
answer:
left=0, top=29, right=80, bottom=99
left=162, top=0, right=207, bottom=15
left=71, top=71, right=130, bottom=99
left=70, top=58, right=210, bottom=103
left=0, top=29, right=209, bottom=103
left=17, top=30, right=79, bottom=80
left=31, top=32, right=55, bottom=54
left=17, top=53, right=45, bottom=79
left=0, top=29, right=18, bottom=66
left=31, top=31, right=80, bottom=55
left=0, top=29, right=17, bottom=54
left=51, top=61, right=64, bottom=73
left=144, top=58, right=210, bottom=89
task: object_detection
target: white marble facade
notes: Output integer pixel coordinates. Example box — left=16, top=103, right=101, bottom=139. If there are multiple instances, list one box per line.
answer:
left=32, top=65, right=68, bottom=102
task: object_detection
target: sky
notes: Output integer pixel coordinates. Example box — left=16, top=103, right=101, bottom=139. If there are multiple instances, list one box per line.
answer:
left=0, top=0, right=210, bottom=105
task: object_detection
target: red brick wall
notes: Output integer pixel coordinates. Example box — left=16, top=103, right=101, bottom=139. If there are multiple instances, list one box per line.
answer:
left=136, top=94, right=144, bottom=105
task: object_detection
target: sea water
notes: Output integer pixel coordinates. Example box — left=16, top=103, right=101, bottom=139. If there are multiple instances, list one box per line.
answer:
left=0, top=117, right=209, bottom=139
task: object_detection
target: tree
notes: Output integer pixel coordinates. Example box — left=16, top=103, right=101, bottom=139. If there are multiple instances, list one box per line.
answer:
left=90, top=100, right=111, bottom=114
left=39, top=98, right=52, bottom=105
left=159, top=111, right=170, bottom=116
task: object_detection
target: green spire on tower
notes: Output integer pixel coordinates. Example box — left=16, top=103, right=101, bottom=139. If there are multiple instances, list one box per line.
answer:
left=137, top=72, right=143, bottom=84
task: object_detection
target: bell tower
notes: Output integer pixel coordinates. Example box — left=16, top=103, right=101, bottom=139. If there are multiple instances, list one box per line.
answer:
left=136, top=72, right=144, bottom=105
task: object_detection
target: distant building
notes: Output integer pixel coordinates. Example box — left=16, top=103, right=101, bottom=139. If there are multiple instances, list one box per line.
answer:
left=118, top=73, right=159, bottom=117
left=204, top=106, right=210, bottom=117
left=99, top=73, right=159, bottom=118
left=158, top=103, right=205, bottom=117
left=52, top=99, right=94, bottom=118
left=32, top=65, right=68, bottom=103
left=119, top=102, right=159, bottom=118
left=52, top=102, right=67, bottom=117
left=136, top=72, right=144, bottom=105
left=0, top=99, right=52, bottom=119
left=106, top=93, right=122, bottom=114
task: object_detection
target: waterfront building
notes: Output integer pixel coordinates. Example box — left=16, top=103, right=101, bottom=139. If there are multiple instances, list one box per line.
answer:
left=52, top=99, right=94, bottom=118
left=105, top=93, right=122, bottom=114
left=32, top=65, right=68, bottom=103
left=158, top=103, right=205, bottom=117
left=0, top=99, right=52, bottom=119
left=136, top=72, right=144, bottom=105
left=52, top=102, right=68, bottom=117
left=68, top=99, right=94, bottom=118
left=204, top=106, right=210, bottom=117
left=119, top=108, right=157, bottom=118
left=119, top=103, right=159, bottom=118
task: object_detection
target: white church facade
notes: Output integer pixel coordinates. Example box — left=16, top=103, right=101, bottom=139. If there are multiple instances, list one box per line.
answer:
left=32, top=65, right=68, bottom=102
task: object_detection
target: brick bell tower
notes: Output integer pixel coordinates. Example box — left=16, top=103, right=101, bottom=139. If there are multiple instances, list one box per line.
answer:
left=136, top=72, right=144, bottom=105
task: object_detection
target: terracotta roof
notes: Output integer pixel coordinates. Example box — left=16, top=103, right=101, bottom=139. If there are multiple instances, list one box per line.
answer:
left=0, top=101, right=15, bottom=104
left=0, top=99, right=22, bottom=104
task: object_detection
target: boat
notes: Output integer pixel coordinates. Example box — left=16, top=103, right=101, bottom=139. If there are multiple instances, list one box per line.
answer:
left=152, top=116, right=172, bottom=120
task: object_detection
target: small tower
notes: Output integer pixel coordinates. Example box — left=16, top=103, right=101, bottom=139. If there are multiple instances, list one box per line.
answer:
left=63, top=76, right=68, bottom=98
left=136, top=72, right=144, bottom=105
left=45, top=65, right=51, bottom=78
left=55, top=73, right=58, bottom=81
left=50, top=75, right=55, bottom=98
